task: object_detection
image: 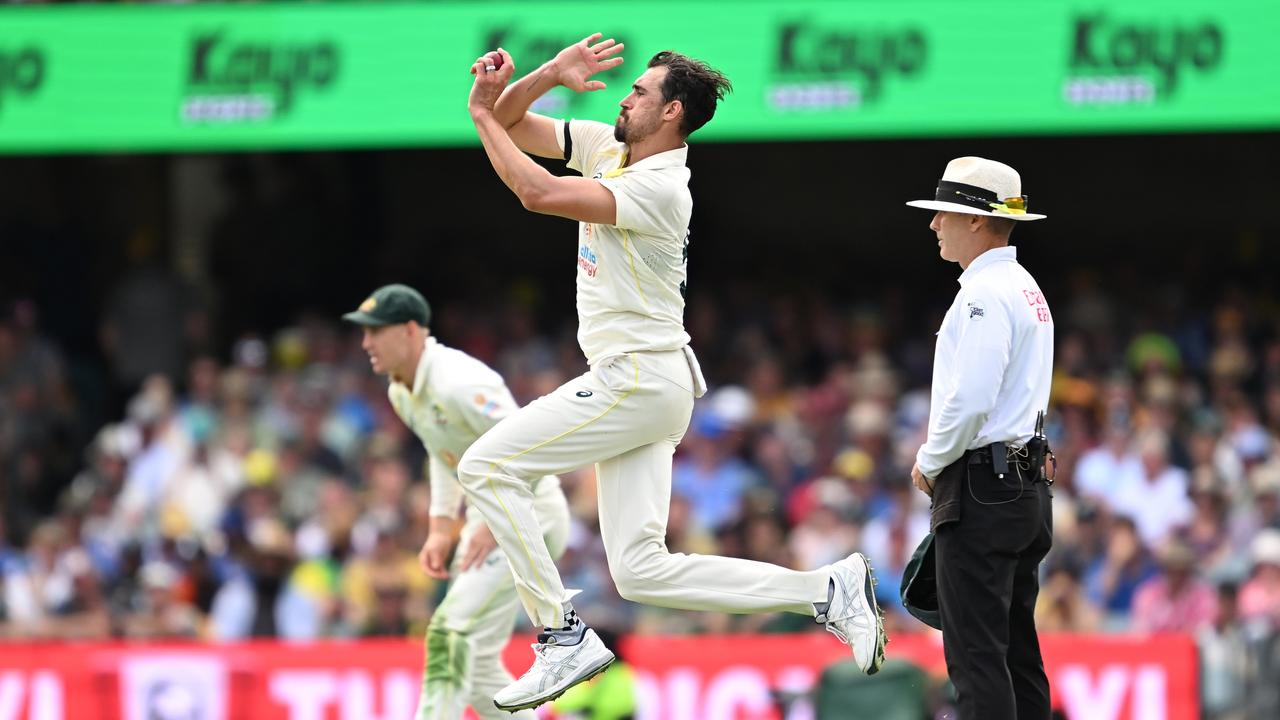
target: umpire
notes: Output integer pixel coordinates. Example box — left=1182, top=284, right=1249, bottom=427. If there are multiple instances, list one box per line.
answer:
left=906, top=157, right=1055, bottom=719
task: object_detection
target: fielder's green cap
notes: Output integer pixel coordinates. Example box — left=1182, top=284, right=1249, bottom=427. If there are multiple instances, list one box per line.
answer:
left=342, top=284, right=431, bottom=327
left=900, top=531, right=942, bottom=630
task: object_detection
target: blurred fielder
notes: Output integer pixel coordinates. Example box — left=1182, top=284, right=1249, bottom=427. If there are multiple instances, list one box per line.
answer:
left=462, top=35, right=887, bottom=712
left=343, top=284, right=571, bottom=720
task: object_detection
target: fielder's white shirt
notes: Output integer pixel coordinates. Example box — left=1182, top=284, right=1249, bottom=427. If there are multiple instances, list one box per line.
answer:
left=388, top=336, right=560, bottom=518
left=557, top=119, right=692, bottom=366
left=917, top=246, right=1054, bottom=478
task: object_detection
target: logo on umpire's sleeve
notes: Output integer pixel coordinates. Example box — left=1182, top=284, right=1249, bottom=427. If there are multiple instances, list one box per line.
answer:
left=575, top=390, right=594, bottom=398
left=967, top=300, right=985, bottom=320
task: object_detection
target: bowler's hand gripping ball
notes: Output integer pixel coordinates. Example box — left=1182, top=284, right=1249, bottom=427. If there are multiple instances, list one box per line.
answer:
left=484, top=51, right=504, bottom=72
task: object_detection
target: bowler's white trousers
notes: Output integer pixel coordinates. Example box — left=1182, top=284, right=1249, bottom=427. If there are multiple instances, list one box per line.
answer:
left=457, top=348, right=830, bottom=629
left=416, top=483, right=570, bottom=720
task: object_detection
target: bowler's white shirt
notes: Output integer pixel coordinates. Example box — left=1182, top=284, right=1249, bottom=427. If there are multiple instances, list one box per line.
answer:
left=917, top=246, right=1055, bottom=478
left=388, top=337, right=559, bottom=518
left=557, top=119, right=692, bottom=366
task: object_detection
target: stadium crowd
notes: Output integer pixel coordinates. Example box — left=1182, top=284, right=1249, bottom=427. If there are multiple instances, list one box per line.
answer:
left=3, top=268, right=1280, bottom=717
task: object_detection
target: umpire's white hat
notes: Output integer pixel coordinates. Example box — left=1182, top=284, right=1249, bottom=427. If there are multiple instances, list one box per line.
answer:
left=906, top=156, right=1046, bottom=221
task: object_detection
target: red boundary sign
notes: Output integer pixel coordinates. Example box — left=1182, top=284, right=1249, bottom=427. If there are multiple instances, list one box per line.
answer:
left=0, top=633, right=1198, bottom=719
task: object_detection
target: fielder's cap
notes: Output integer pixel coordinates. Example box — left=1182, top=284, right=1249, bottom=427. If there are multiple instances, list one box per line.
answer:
left=906, top=156, right=1046, bottom=221
left=899, top=531, right=942, bottom=630
left=342, top=284, right=431, bottom=327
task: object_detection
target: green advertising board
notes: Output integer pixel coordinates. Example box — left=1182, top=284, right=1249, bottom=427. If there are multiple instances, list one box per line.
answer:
left=0, top=1, right=1277, bottom=153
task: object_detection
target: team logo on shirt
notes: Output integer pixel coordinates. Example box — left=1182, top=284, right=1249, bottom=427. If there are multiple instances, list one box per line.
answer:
left=431, top=402, right=448, bottom=426
left=967, top=301, right=986, bottom=320
left=473, top=393, right=502, bottom=418
left=577, top=243, right=599, bottom=278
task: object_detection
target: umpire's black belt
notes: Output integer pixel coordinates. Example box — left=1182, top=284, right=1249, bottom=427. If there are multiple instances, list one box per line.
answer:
left=966, top=443, right=1018, bottom=466
left=965, top=441, right=1048, bottom=482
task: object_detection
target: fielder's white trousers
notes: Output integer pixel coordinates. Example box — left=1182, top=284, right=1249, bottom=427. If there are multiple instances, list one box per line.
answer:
left=415, top=479, right=570, bottom=720
left=457, top=347, right=830, bottom=629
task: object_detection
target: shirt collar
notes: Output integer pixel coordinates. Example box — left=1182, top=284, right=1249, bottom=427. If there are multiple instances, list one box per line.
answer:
left=624, top=143, right=688, bottom=171
left=958, top=246, right=1017, bottom=287
left=410, top=336, right=437, bottom=396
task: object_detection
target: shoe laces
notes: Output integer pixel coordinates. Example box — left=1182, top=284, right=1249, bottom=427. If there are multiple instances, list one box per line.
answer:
left=823, top=621, right=849, bottom=646
left=531, top=642, right=553, bottom=663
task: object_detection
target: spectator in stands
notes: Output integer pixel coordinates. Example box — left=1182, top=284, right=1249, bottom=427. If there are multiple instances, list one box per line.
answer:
left=672, top=409, right=758, bottom=533
left=1036, top=560, right=1102, bottom=633
left=1198, top=583, right=1250, bottom=720
left=1072, top=419, right=1142, bottom=506
left=1232, top=462, right=1280, bottom=546
left=1239, top=529, right=1280, bottom=629
left=1111, top=430, right=1194, bottom=546
left=121, top=562, right=200, bottom=639
left=341, top=520, right=431, bottom=636
left=1132, top=539, right=1218, bottom=633
left=209, top=517, right=319, bottom=640
left=1083, top=516, right=1159, bottom=626
left=1186, top=471, right=1248, bottom=583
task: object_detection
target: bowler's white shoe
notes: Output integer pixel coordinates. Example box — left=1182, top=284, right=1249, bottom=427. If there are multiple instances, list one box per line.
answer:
left=818, top=552, right=887, bottom=674
left=493, top=628, right=615, bottom=712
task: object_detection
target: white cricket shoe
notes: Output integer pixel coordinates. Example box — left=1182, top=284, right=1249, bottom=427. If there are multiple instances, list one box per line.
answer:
left=493, top=628, right=615, bottom=712
left=819, top=552, right=887, bottom=675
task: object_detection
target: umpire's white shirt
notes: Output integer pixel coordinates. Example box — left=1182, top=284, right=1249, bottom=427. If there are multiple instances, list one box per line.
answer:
left=557, top=119, right=692, bottom=366
left=388, top=336, right=560, bottom=518
left=917, top=246, right=1054, bottom=479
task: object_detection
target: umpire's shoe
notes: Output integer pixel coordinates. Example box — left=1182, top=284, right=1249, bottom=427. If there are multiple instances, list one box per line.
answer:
left=817, top=552, right=887, bottom=675
left=493, top=627, right=615, bottom=712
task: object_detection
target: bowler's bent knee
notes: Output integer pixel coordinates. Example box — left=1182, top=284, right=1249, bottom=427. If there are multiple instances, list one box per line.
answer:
left=456, top=445, right=502, bottom=494
left=608, top=547, right=670, bottom=603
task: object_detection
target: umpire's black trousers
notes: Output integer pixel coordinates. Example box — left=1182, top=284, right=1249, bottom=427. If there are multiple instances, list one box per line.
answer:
left=934, top=452, right=1053, bottom=720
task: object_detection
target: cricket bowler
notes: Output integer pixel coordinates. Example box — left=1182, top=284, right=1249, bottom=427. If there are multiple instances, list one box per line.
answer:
left=460, top=35, right=887, bottom=712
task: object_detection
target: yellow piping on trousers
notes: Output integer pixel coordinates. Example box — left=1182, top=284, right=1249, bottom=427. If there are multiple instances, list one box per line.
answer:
left=485, top=355, right=641, bottom=617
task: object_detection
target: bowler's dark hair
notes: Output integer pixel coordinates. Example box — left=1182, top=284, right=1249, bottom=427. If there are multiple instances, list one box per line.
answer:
left=647, top=51, right=732, bottom=138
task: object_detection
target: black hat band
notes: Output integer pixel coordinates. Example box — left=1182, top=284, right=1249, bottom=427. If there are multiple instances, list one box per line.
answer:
left=935, top=180, right=1029, bottom=215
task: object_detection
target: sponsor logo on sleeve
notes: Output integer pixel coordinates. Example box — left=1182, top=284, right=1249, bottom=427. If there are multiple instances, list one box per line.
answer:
left=473, top=393, right=501, bottom=417
left=577, top=243, right=599, bottom=278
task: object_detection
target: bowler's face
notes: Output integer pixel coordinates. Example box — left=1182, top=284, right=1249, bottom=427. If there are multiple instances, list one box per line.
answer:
left=615, top=66, right=668, bottom=144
